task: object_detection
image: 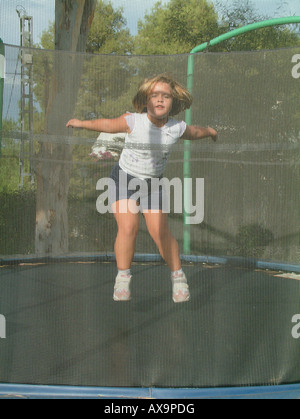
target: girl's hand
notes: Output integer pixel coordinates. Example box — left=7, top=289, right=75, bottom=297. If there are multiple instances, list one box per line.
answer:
left=182, top=125, right=218, bottom=142
left=66, top=119, right=82, bottom=129
left=208, top=127, right=218, bottom=142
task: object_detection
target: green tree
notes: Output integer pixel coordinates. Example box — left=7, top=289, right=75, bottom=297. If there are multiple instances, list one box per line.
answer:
left=38, top=23, right=55, bottom=50
left=216, top=0, right=300, bottom=51
left=35, top=0, right=98, bottom=255
left=37, top=0, right=300, bottom=56
left=34, top=0, right=135, bottom=122
left=134, top=0, right=220, bottom=55
left=0, top=119, right=20, bottom=192
left=30, top=1, right=136, bottom=206
left=135, top=0, right=300, bottom=54
left=37, top=1, right=134, bottom=54
left=72, top=0, right=137, bottom=119
left=86, top=0, right=134, bottom=54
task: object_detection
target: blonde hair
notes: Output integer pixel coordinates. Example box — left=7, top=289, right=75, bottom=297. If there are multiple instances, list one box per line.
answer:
left=133, top=73, right=193, bottom=116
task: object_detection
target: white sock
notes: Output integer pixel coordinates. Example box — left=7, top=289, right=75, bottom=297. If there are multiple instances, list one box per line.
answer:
left=118, top=269, right=131, bottom=278
left=171, top=269, right=184, bottom=279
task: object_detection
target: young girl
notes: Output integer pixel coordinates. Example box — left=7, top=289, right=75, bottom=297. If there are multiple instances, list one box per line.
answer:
left=67, top=74, right=218, bottom=303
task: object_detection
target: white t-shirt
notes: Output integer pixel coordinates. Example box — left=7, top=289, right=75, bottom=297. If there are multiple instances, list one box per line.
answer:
left=119, top=113, right=186, bottom=179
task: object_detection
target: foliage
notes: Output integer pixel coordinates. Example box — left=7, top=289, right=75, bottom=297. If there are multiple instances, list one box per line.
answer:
left=37, top=0, right=134, bottom=54
left=1, top=0, right=299, bottom=257
left=236, top=224, right=274, bottom=258
left=0, top=190, right=115, bottom=255
left=86, top=0, right=134, bottom=54
left=134, top=0, right=299, bottom=54
left=216, top=0, right=300, bottom=52
left=36, top=0, right=300, bottom=55
left=0, top=191, right=36, bottom=254
left=0, top=120, right=21, bottom=192
left=190, top=48, right=300, bottom=142
left=134, top=0, right=220, bottom=54
left=37, top=23, right=55, bottom=50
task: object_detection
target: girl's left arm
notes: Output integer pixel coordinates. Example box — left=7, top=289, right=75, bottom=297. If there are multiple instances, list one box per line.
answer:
left=181, top=125, right=218, bottom=142
left=66, top=114, right=130, bottom=133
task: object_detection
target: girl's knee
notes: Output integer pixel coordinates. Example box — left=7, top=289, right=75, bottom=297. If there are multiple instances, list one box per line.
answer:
left=149, top=225, right=170, bottom=245
left=119, top=222, right=139, bottom=238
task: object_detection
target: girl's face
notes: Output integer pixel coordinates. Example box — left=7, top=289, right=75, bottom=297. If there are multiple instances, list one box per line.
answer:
left=147, top=82, right=173, bottom=122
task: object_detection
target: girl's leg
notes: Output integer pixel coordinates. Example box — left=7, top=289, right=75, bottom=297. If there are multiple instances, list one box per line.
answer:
left=143, top=211, right=181, bottom=272
left=112, top=200, right=140, bottom=301
left=143, top=211, right=190, bottom=303
left=112, top=200, right=140, bottom=270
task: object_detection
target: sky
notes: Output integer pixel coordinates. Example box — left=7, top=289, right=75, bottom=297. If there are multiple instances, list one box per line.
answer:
left=0, top=0, right=300, bottom=45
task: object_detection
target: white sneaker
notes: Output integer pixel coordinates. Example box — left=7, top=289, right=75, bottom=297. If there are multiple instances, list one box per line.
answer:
left=113, top=273, right=132, bottom=302
left=171, top=272, right=190, bottom=303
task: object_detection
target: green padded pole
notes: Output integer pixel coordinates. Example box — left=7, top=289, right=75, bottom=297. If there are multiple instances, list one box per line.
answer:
left=183, top=16, right=300, bottom=255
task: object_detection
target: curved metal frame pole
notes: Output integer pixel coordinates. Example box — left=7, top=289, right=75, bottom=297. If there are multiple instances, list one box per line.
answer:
left=183, top=16, right=300, bottom=254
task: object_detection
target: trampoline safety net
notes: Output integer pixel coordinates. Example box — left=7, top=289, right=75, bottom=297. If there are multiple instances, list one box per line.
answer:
left=0, top=45, right=299, bottom=390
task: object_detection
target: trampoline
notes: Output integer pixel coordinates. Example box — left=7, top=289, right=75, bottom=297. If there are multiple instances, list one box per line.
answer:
left=0, top=44, right=300, bottom=399
left=0, top=255, right=299, bottom=398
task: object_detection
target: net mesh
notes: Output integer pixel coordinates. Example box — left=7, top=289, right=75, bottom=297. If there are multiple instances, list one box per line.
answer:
left=1, top=45, right=299, bottom=263
left=0, top=45, right=300, bottom=391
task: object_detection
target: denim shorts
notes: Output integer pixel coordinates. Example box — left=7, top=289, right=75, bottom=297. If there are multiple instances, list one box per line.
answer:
left=109, top=164, right=165, bottom=212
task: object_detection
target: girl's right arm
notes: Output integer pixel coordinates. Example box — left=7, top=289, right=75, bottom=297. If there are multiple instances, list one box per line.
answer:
left=66, top=114, right=130, bottom=134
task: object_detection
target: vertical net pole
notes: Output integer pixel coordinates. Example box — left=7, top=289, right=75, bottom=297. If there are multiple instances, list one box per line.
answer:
left=183, top=54, right=195, bottom=255
left=0, top=39, right=4, bottom=156
left=184, top=16, right=300, bottom=256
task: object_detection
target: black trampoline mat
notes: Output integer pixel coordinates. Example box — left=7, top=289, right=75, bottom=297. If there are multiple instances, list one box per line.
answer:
left=0, top=262, right=299, bottom=388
